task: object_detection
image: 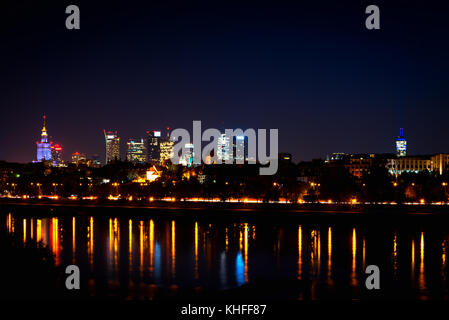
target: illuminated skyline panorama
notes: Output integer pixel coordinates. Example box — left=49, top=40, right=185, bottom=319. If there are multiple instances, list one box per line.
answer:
left=1, top=1, right=449, bottom=164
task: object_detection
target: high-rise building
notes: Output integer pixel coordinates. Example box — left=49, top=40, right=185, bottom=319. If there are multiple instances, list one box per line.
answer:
left=104, top=130, right=120, bottom=164
left=146, top=130, right=161, bottom=164
left=217, top=133, right=231, bottom=162
left=396, top=128, right=407, bottom=157
left=51, top=143, right=63, bottom=166
left=126, top=138, right=146, bottom=163
left=179, top=143, right=194, bottom=167
left=72, top=151, right=87, bottom=165
left=36, top=115, right=52, bottom=162
left=160, top=139, right=175, bottom=164
left=164, top=126, right=171, bottom=139
left=235, top=135, right=245, bottom=163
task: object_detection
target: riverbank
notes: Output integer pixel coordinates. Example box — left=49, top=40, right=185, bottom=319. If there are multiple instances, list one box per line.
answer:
left=1, top=198, right=449, bottom=217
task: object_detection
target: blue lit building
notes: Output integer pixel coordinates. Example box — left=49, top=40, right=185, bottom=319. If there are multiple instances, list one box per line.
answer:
left=36, top=116, right=52, bottom=161
left=396, top=128, right=407, bottom=157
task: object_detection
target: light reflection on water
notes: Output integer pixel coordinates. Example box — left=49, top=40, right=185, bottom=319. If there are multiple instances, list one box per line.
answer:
left=419, top=232, right=426, bottom=294
left=3, top=211, right=449, bottom=299
left=351, top=228, right=357, bottom=287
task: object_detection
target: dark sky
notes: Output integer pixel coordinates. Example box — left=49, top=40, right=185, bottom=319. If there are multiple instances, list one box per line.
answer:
left=1, top=0, right=448, bottom=163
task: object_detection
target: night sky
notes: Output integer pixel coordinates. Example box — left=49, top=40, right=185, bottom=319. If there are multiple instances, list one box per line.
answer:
left=1, top=0, right=449, bottom=163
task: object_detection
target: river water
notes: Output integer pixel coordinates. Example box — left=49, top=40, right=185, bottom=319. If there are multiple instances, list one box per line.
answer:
left=2, top=205, right=449, bottom=300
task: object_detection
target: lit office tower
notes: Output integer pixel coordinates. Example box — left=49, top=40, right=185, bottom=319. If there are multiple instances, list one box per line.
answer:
left=51, top=143, right=63, bottom=166
left=396, top=128, right=407, bottom=157
left=179, top=143, right=194, bottom=166
left=160, top=139, right=175, bottom=164
left=146, top=130, right=161, bottom=164
left=72, top=151, right=87, bottom=164
left=104, top=130, right=120, bottom=164
left=36, top=115, right=52, bottom=162
left=235, top=135, right=245, bottom=163
left=126, top=138, right=146, bottom=163
left=217, top=133, right=231, bottom=162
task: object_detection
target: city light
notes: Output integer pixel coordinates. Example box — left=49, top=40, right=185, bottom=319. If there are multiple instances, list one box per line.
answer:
left=0, top=117, right=448, bottom=208
left=2, top=2, right=449, bottom=304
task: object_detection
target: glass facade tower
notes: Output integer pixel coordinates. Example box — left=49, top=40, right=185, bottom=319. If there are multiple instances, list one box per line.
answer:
left=104, top=130, right=120, bottom=164
left=126, top=138, right=146, bottom=163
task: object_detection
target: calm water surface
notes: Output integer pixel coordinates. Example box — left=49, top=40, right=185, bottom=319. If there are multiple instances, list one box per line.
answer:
left=2, top=207, right=449, bottom=300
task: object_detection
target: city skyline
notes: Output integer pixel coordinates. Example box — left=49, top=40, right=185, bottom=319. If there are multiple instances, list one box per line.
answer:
left=4, top=111, right=448, bottom=164
left=9, top=113, right=449, bottom=165
left=1, top=1, right=449, bottom=163
left=2, top=2, right=449, bottom=303
left=24, top=114, right=449, bottom=172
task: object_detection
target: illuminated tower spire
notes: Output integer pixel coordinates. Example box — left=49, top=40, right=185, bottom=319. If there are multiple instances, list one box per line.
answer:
left=41, top=115, right=48, bottom=143
left=396, top=128, right=407, bottom=157
left=36, top=115, right=52, bottom=161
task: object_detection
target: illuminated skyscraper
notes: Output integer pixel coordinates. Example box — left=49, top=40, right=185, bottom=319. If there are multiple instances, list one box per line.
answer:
left=72, top=151, right=87, bottom=165
left=36, top=115, right=52, bottom=162
left=104, top=130, right=120, bottom=163
left=160, top=139, right=175, bottom=164
left=126, top=138, right=146, bottom=163
left=235, top=135, right=245, bottom=163
left=51, top=143, right=63, bottom=166
left=179, top=143, right=194, bottom=167
left=146, top=130, right=161, bottom=164
left=217, top=133, right=231, bottom=162
left=396, top=128, right=407, bottom=157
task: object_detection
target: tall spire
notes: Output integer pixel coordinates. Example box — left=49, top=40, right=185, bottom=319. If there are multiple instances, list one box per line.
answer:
left=42, top=115, right=47, bottom=132
left=396, top=127, right=407, bottom=157
left=37, top=115, right=51, bottom=161
left=41, top=115, right=48, bottom=143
